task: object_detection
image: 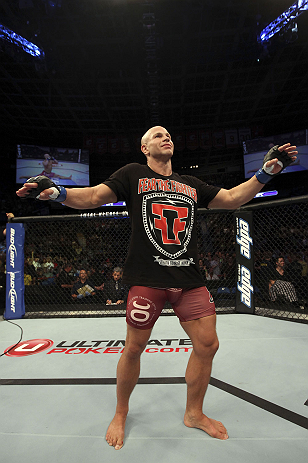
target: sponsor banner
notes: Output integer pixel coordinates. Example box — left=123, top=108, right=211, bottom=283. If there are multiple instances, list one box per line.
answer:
left=5, top=223, right=25, bottom=320
left=234, top=212, right=255, bottom=314
left=5, top=338, right=193, bottom=357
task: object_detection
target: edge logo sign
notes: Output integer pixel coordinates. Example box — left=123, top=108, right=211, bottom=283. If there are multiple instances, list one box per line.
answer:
left=235, top=212, right=255, bottom=313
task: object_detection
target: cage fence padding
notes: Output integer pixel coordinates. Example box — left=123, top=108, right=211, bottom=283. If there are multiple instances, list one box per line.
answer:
left=5, top=197, right=308, bottom=322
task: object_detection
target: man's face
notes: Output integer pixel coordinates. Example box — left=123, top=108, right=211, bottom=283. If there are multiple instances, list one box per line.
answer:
left=79, top=270, right=87, bottom=281
left=142, top=126, right=174, bottom=159
left=277, top=258, right=284, bottom=268
left=113, top=271, right=121, bottom=281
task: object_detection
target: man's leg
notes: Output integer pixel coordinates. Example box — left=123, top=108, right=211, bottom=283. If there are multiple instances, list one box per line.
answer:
left=106, top=324, right=152, bottom=449
left=180, top=314, right=228, bottom=440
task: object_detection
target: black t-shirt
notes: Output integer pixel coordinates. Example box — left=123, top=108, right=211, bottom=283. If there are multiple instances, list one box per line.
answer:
left=104, top=163, right=220, bottom=288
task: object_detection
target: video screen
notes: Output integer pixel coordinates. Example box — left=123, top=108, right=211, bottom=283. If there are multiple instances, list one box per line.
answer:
left=243, top=129, right=308, bottom=179
left=16, top=144, right=90, bottom=186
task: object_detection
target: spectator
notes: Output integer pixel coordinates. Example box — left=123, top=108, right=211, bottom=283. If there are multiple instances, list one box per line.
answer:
left=32, top=257, right=42, bottom=272
left=269, top=257, right=298, bottom=304
left=56, top=262, right=76, bottom=289
left=24, top=261, right=34, bottom=285
left=209, top=253, right=221, bottom=280
left=25, top=257, right=37, bottom=284
left=42, top=256, right=55, bottom=273
left=272, top=257, right=291, bottom=281
left=71, top=269, right=96, bottom=301
left=104, top=267, right=128, bottom=305
left=257, top=251, right=275, bottom=300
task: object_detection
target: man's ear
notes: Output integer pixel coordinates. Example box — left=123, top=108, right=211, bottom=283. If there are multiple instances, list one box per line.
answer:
left=141, top=144, right=149, bottom=157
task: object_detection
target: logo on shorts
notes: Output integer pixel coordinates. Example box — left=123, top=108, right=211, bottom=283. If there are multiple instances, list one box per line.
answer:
left=128, top=297, right=156, bottom=326
left=142, top=193, right=194, bottom=259
left=5, top=339, right=54, bottom=357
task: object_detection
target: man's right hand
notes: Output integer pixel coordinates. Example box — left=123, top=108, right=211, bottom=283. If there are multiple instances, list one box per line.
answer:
left=16, top=175, right=67, bottom=202
left=16, top=182, right=53, bottom=200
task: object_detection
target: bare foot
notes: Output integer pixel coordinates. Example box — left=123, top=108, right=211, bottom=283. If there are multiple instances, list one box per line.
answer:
left=105, top=412, right=127, bottom=450
left=184, top=412, right=228, bottom=440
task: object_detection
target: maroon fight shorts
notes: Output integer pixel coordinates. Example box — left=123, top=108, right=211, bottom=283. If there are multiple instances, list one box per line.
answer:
left=40, top=171, right=55, bottom=178
left=126, top=286, right=215, bottom=330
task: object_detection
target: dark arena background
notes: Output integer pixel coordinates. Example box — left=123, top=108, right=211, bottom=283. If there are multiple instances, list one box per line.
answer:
left=0, top=2, right=307, bottom=463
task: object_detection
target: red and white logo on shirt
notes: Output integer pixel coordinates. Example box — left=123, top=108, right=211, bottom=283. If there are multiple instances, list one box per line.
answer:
left=142, top=193, right=194, bottom=260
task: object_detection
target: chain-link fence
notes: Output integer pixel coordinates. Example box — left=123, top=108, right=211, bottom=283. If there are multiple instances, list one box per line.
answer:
left=21, top=213, right=132, bottom=318
left=4, top=196, right=308, bottom=322
left=249, top=198, right=308, bottom=322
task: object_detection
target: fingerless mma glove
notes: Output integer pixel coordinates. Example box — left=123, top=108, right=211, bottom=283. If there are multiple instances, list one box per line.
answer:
left=25, top=175, right=67, bottom=202
left=255, top=145, right=293, bottom=184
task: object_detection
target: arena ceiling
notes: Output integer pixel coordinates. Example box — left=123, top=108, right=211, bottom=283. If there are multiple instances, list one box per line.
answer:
left=0, top=0, right=308, bottom=175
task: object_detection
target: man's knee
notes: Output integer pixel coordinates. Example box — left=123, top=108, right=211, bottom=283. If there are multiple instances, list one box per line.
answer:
left=124, top=341, right=147, bottom=358
left=209, top=337, right=219, bottom=356
left=124, top=324, right=152, bottom=359
left=194, top=335, right=219, bottom=359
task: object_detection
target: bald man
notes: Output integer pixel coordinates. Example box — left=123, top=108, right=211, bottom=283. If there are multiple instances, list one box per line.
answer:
left=17, top=126, right=297, bottom=449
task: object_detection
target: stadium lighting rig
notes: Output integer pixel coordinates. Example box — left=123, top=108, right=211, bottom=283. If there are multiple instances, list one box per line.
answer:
left=0, top=24, right=45, bottom=59
left=259, top=0, right=308, bottom=42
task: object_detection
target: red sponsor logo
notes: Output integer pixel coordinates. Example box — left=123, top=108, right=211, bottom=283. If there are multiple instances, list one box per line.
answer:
left=5, top=339, right=54, bottom=357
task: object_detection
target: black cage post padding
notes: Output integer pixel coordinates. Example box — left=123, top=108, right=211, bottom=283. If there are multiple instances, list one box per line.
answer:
left=234, top=211, right=254, bottom=314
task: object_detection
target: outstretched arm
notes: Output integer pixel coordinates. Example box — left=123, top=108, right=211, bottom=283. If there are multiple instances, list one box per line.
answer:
left=208, top=175, right=263, bottom=210
left=16, top=182, right=117, bottom=209
left=208, top=143, right=297, bottom=210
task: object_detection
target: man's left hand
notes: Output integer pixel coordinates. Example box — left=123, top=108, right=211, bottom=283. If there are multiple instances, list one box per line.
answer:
left=264, top=143, right=298, bottom=175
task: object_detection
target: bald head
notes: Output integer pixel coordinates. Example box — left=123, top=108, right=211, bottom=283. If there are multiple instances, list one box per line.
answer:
left=141, top=126, right=169, bottom=147
left=140, top=126, right=174, bottom=163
